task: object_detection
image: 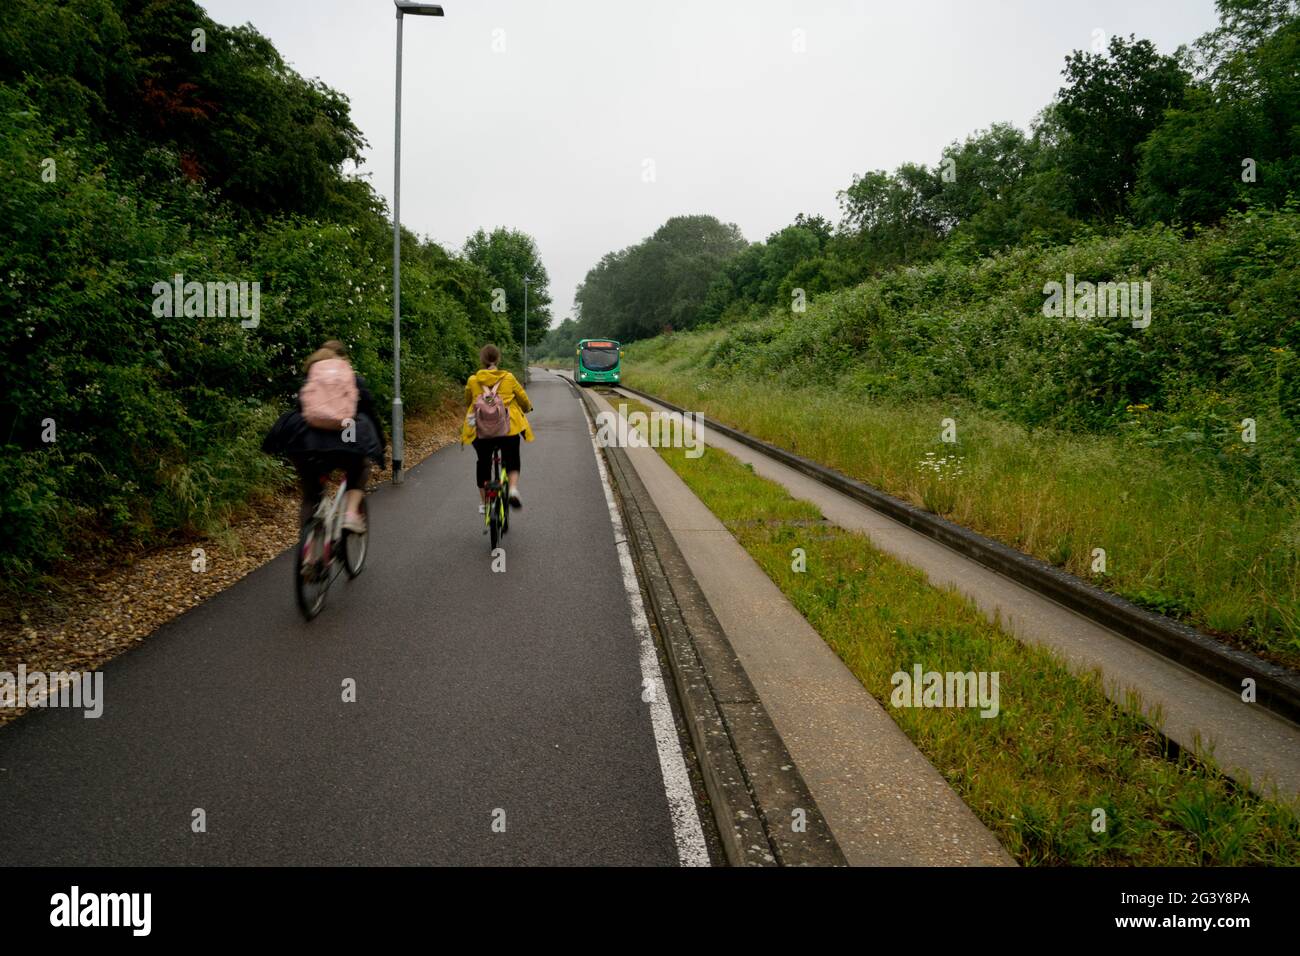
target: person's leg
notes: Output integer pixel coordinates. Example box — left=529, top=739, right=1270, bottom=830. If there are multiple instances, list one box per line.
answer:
left=473, top=439, right=491, bottom=505
left=502, top=435, right=522, bottom=507
left=293, top=457, right=324, bottom=527
left=342, top=454, right=368, bottom=526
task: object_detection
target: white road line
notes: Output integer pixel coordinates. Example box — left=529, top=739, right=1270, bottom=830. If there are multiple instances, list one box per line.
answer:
left=578, top=388, right=710, bottom=867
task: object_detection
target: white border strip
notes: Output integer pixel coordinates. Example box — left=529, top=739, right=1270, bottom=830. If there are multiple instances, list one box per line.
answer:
left=579, top=389, right=710, bottom=867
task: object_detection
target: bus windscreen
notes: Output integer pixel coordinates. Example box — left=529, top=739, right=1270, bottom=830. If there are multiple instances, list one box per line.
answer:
left=580, top=346, right=619, bottom=371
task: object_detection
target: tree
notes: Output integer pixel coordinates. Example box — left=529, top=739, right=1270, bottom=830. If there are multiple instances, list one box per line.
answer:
left=463, top=227, right=552, bottom=345
left=573, top=215, right=746, bottom=342
left=836, top=163, right=945, bottom=272
left=755, top=225, right=825, bottom=303
left=792, top=212, right=833, bottom=243
left=1055, top=34, right=1190, bottom=219
left=538, top=317, right=582, bottom=359
left=936, top=118, right=1079, bottom=254
left=1134, top=2, right=1300, bottom=224
left=1193, top=0, right=1300, bottom=77
left=928, top=124, right=1034, bottom=232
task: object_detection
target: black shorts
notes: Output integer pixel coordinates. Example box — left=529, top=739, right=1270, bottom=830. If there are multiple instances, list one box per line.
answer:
left=472, top=434, right=521, bottom=487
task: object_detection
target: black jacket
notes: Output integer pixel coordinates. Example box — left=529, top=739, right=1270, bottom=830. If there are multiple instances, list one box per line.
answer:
left=262, top=373, right=387, bottom=466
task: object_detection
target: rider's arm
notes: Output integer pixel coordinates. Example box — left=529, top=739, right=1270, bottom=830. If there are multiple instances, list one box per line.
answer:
left=513, top=376, right=533, bottom=413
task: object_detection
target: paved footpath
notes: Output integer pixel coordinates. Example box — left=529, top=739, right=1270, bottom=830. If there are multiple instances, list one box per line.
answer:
left=0, top=372, right=707, bottom=866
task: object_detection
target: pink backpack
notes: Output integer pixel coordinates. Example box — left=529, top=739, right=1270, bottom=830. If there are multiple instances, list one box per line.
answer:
left=473, top=382, right=510, bottom=438
left=301, top=358, right=359, bottom=430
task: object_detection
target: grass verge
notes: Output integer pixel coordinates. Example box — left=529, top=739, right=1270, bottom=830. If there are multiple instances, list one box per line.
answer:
left=623, top=349, right=1300, bottom=669
left=614, top=395, right=1300, bottom=865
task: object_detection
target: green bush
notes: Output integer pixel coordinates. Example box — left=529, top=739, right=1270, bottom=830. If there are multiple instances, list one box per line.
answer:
left=700, top=211, right=1300, bottom=493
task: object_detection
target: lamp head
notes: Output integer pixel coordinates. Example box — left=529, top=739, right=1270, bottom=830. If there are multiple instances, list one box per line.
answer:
left=395, top=1, right=444, bottom=16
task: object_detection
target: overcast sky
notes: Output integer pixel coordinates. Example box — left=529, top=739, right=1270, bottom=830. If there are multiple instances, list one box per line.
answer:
left=201, top=0, right=1221, bottom=322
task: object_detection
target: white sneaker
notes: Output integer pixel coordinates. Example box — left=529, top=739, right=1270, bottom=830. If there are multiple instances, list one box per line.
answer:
left=342, top=512, right=367, bottom=534
left=478, top=504, right=486, bottom=514
left=508, top=488, right=522, bottom=510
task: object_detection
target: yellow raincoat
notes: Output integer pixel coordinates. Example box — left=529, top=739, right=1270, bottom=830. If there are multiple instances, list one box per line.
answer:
left=461, top=368, right=534, bottom=444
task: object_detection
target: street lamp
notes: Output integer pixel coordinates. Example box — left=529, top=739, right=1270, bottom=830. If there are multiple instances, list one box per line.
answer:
left=390, top=0, right=444, bottom=486
left=522, top=275, right=530, bottom=384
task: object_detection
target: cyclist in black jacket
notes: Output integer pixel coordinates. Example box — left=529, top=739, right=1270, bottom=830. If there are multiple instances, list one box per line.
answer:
left=263, top=340, right=386, bottom=529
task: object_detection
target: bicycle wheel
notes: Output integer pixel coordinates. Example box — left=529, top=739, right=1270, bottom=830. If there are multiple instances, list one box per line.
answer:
left=295, top=519, right=329, bottom=620
left=489, top=490, right=502, bottom=551
left=343, top=497, right=368, bottom=578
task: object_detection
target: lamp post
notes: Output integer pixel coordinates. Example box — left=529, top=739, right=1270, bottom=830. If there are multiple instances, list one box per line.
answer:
left=391, top=0, right=444, bottom=485
left=522, top=275, right=530, bottom=384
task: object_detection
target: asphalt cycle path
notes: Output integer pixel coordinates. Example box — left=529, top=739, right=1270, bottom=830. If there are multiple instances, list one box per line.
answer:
left=0, top=370, right=707, bottom=866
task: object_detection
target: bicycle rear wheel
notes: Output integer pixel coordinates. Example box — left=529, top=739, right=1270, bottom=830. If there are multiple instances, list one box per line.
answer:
left=343, top=497, right=368, bottom=578
left=295, top=520, right=329, bottom=620
left=488, top=490, right=502, bottom=551
left=489, top=451, right=504, bottom=550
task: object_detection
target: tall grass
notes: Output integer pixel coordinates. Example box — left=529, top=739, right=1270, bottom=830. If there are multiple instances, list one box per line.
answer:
left=625, top=342, right=1300, bottom=666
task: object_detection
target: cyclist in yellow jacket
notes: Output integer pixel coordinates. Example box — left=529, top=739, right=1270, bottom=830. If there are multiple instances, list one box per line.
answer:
left=462, top=344, right=534, bottom=511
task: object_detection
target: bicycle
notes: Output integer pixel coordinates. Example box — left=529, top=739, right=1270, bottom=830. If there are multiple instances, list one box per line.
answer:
left=295, top=470, right=368, bottom=620
left=483, top=445, right=510, bottom=551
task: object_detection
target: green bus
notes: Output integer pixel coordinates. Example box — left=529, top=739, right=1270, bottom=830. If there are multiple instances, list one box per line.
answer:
left=574, top=338, right=621, bottom=386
